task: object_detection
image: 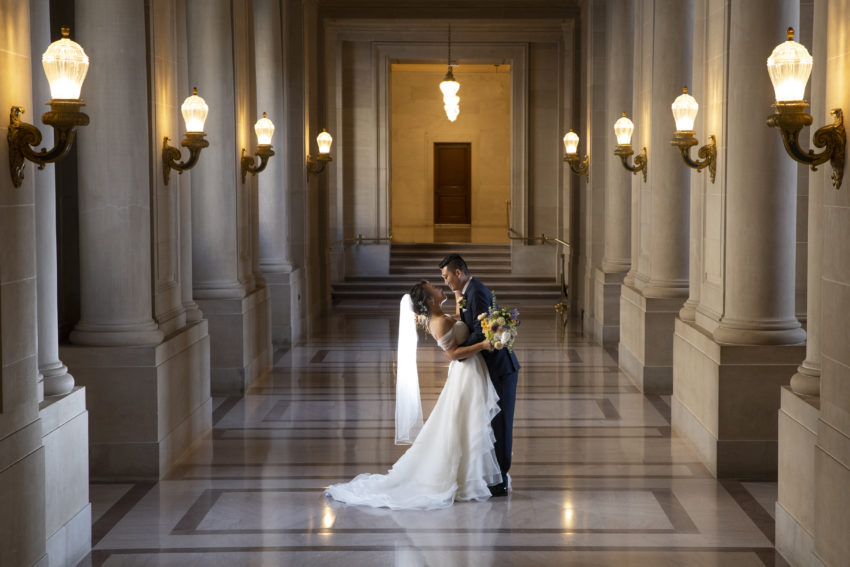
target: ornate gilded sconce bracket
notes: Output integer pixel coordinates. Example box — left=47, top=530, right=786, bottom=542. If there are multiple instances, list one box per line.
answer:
left=8, top=102, right=90, bottom=188
left=670, top=132, right=716, bottom=183
left=162, top=132, right=209, bottom=185
left=563, top=154, right=590, bottom=181
left=767, top=104, right=845, bottom=189
left=307, top=154, right=332, bottom=175
left=614, top=145, right=647, bottom=182
left=241, top=145, right=275, bottom=183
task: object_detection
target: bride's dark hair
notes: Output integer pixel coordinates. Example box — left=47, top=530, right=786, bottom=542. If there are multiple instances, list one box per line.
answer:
left=408, top=280, right=432, bottom=320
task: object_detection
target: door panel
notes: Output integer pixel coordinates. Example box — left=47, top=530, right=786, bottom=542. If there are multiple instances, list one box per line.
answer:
left=434, top=143, right=471, bottom=224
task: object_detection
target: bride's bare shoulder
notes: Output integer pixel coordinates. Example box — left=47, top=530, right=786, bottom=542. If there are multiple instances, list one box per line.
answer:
left=428, top=315, right=453, bottom=339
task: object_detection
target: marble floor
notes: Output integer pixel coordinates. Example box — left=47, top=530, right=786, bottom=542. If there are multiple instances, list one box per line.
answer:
left=79, top=302, right=789, bottom=566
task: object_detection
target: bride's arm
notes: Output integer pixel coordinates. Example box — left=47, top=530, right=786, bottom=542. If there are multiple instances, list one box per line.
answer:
left=429, top=317, right=491, bottom=361
left=442, top=339, right=491, bottom=361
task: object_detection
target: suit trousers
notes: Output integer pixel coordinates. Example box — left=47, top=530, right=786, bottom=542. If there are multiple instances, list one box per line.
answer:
left=490, top=370, right=518, bottom=481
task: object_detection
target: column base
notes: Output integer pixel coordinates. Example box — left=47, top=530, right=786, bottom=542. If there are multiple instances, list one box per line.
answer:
left=60, top=321, right=211, bottom=481
left=41, top=363, right=74, bottom=397
left=671, top=317, right=805, bottom=478
left=791, top=362, right=820, bottom=396
left=714, top=316, right=806, bottom=345
left=590, top=269, right=625, bottom=345
left=262, top=268, right=295, bottom=346
left=197, top=286, right=272, bottom=395
left=617, top=282, right=684, bottom=393
left=776, top=386, right=822, bottom=567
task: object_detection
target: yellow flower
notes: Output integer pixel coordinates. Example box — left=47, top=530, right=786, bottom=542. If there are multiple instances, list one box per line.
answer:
left=494, top=341, right=504, bottom=350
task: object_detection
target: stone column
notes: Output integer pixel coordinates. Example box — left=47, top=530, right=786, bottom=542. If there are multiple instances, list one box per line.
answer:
left=617, top=0, right=691, bottom=392
left=672, top=0, right=807, bottom=479
left=70, top=1, right=162, bottom=347
left=255, top=0, right=295, bottom=345
left=186, top=0, right=271, bottom=394
left=187, top=0, right=247, bottom=300
left=592, top=0, right=633, bottom=345
left=601, top=1, right=633, bottom=276
left=790, top=160, right=821, bottom=395
left=712, top=1, right=805, bottom=346
left=31, top=3, right=73, bottom=397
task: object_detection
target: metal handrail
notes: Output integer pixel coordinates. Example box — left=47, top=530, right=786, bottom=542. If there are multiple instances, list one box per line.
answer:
left=505, top=200, right=571, bottom=249
left=505, top=200, right=570, bottom=312
left=328, top=233, right=393, bottom=250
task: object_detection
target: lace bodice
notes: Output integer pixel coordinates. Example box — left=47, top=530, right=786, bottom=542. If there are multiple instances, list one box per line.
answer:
left=436, top=318, right=470, bottom=350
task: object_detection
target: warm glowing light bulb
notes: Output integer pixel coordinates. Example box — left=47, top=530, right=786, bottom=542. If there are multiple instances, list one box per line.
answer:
left=254, top=112, right=274, bottom=145
left=42, top=27, right=89, bottom=100
left=563, top=130, right=580, bottom=155
left=767, top=27, right=812, bottom=103
left=317, top=129, right=333, bottom=154
left=614, top=112, right=635, bottom=145
left=181, top=88, right=209, bottom=133
left=444, top=104, right=460, bottom=122
left=439, top=68, right=460, bottom=97
left=671, top=86, right=699, bottom=131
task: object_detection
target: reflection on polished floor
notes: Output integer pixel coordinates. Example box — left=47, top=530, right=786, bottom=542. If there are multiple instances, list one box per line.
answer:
left=81, top=302, right=788, bottom=566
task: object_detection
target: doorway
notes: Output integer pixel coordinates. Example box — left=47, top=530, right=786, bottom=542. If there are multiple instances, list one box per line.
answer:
left=433, top=142, right=471, bottom=225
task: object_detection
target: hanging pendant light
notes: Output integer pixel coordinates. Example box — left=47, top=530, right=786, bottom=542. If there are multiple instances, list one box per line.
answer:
left=440, top=24, right=460, bottom=122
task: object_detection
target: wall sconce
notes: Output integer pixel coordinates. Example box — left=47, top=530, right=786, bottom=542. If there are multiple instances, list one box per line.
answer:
left=670, top=87, right=717, bottom=183
left=562, top=130, right=589, bottom=179
left=307, top=129, right=333, bottom=174
left=162, top=88, right=210, bottom=185
left=613, top=112, right=647, bottom=182
left=766, top=27, right=845, bottom=189
left=241, top=112, right=275, bottom=183
left=8, top=27, right=90, bottom=188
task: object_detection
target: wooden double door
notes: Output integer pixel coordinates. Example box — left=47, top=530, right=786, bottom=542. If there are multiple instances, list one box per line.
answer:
left=433, top=142, right=471, bottom=224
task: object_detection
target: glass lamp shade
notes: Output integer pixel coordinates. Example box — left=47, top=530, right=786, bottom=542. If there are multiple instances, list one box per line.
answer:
left=439, top=68, right=460, bottom=98
left=181, top=88, right=209, bottom=133
left=42, top=27, right=89, bottom=100
left=614, top=113, right=635, bottom=145
left=317, top=129, right=333, bottom=154
left=254, top=112, right=275, bottom=145
left=767, top=27, right=812, bottom=103
left=444, top=104, right=460, bottom=122
left=671, top=87, right=698, bottom=131
left=563, top=130, right=580, bottom=154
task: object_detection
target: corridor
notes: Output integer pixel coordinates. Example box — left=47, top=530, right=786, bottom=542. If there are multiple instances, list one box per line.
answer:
left=82, top=301, right=785, bottom=566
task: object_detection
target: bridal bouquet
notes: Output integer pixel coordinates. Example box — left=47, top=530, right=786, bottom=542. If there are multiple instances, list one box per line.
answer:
left=477, top=294, right=520, bottom=352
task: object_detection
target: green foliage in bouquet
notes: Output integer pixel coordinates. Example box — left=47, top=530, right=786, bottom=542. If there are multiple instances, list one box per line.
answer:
left=477, top=293, right=520, bottom=352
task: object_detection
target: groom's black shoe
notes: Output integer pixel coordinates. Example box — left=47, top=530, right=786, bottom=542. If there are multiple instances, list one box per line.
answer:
left=489, top=482, right=508, bottom=497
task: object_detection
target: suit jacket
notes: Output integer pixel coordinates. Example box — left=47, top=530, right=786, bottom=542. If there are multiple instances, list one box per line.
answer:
left=459, top=277, right=520, bottom=379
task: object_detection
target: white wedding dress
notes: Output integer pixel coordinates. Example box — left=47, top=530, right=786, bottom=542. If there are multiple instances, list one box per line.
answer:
left=325, top=318, right=503, bottom=509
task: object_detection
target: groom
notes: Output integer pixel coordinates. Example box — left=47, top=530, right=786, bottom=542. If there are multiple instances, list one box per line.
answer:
left=440, top=253, right=520, bottom=496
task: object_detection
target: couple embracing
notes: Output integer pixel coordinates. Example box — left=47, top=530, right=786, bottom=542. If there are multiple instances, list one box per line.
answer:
left=326, top=253, right=520, bottom=510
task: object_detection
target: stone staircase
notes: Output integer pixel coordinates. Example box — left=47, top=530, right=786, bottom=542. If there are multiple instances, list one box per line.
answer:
left=331, top=243, right=564, bottom=304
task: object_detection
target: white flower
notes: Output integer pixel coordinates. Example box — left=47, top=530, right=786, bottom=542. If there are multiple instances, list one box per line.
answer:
left=497, top=317, right=506, bottom=326
left=499, top=330, right=512, bottom=344
left=477, top=313, right=486, bottom=320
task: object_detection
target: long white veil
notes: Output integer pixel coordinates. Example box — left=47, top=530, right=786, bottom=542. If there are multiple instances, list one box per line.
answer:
left=395, top=294, right=423, bottom=444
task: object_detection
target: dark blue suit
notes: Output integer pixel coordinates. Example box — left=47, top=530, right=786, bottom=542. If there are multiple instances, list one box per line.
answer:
left=459, top=277, right=520, bottom=483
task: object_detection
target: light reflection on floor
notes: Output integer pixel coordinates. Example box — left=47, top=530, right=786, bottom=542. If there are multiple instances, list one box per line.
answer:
left=81, top=302, right=788, bottom=567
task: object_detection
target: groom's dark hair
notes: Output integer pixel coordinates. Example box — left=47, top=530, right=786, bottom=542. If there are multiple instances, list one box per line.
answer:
left=439, top=253, right=469, bottom=275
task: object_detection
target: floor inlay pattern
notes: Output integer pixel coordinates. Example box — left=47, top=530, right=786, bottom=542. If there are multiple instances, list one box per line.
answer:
left=79, top=303, right=790, bottom=566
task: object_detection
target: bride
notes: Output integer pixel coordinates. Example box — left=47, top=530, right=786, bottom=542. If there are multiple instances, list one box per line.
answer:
left=325, top=281, right=503, bottom=509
